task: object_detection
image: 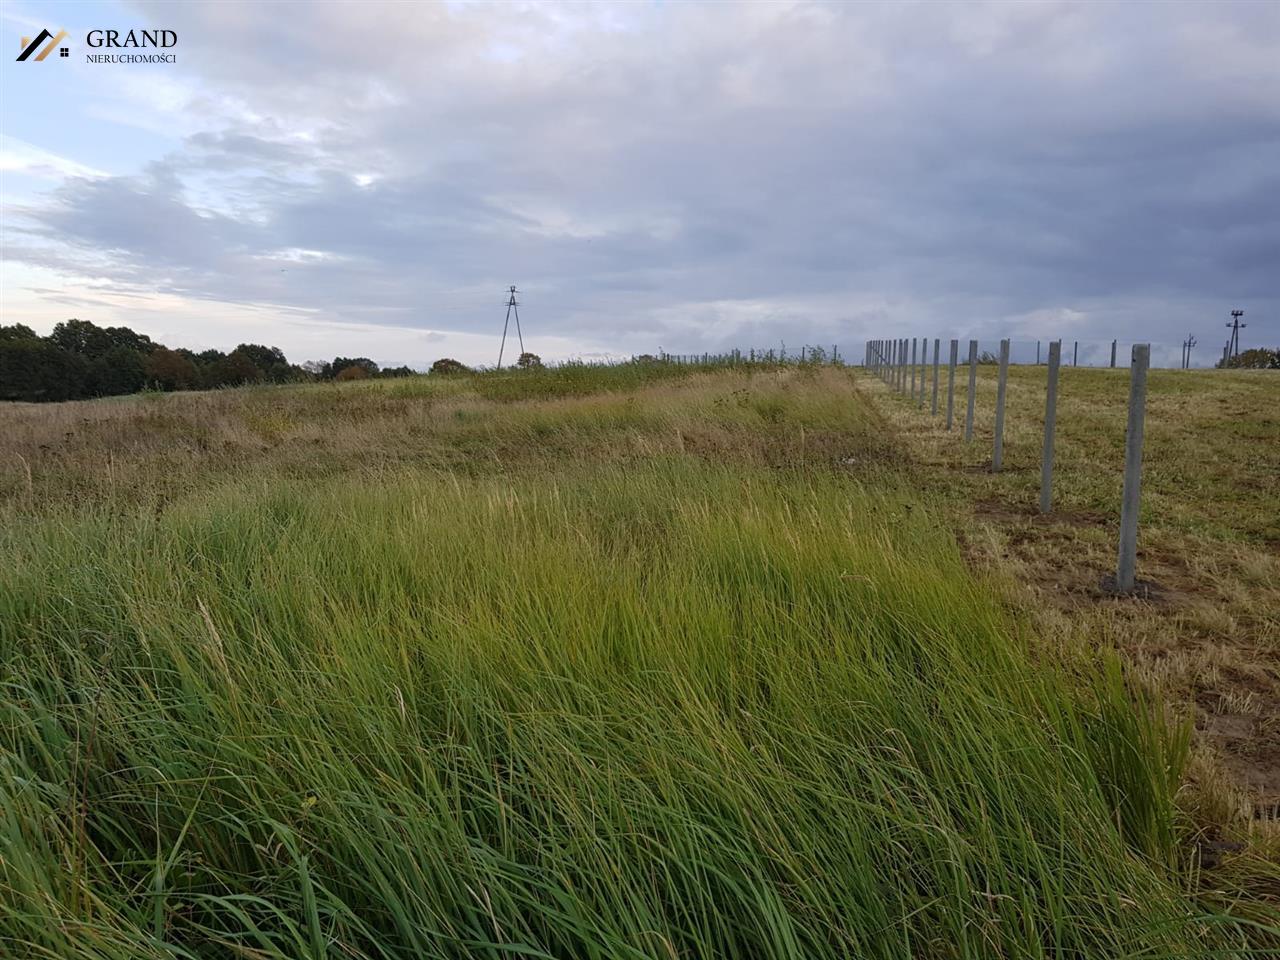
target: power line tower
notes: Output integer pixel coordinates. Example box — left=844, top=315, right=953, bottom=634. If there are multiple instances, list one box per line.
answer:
left=497, top=285, right=524, bottom=369
left=1225, top=309, right=1245, bottom=360
left=1181, top=334, right=1197, bottom=369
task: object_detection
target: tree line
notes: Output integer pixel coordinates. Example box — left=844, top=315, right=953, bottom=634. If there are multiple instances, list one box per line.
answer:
left=0, top=319, right=485, bottom=403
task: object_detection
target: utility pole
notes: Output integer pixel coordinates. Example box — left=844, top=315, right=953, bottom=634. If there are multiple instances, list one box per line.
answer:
left=497, top=285, right=525, bottom=369
left=1181, top=334, right=1197, bottom=369
left=1225, top=309, right=1245, bottom=361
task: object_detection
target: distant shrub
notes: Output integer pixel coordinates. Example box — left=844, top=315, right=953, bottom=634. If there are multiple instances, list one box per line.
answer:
left=430, top=358, right=470, bottom=375
left=332, top=357, right=379, bottom=379
left=1218, top=347, right=1279, bottom=370
left=335, top=365, right=370, bottom=381
left=516, top=352, right=544, bottom=370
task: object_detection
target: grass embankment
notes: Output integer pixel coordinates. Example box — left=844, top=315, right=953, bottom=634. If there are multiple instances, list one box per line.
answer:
left=2, top=365, right=1276, bottom=957
left=859, top=365, right=1279, bottom=828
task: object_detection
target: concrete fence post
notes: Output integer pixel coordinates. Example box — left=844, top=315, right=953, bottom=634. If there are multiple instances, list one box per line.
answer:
left=992, top=338, right=1010, bottom=471
left=964, top=339, right=978, bottom=442
left=900, top=338, right=908, bottom=393
left=1110, top=339, right=1117, bottom=368
left=1040, top=340, right=1061, bottom=513
left=930, top=337, right=940, bottom=415
left=910, top=338, right=918, bottom=401
left=1115, top=343, right=1150, bottom=592
left=1073, top=341, right=1079, bottom=367
left=918, top=337, right=926, bottom=410
left=946, top=339, right=958, bottom=430
left=1036, top=340, right=1041, bottom=365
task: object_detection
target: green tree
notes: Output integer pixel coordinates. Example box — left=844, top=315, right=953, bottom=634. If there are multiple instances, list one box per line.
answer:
left=208, top=348, right=264, bottom=387
left=429, top=358, right=469, bottom=375
left=0, top=339, right=88, bottom=401
left=233, top=343, right=295, bottom=382
left=48, top=319, right=154, bottom=359
left=0, top=323, right=39, bottom=342
left=88, top=346, right=147, bottom=397
left=332, top=356, right=379, bottom=378
left=144, top=347, right=199, bottom=390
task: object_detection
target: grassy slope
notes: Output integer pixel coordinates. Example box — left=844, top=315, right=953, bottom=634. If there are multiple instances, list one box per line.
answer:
left=1, top=365, right=1276, bottom=958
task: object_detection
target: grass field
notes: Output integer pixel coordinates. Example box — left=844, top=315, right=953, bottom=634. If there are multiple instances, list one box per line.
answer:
left=860, top=364, right=1279, bottom=823
left=2, top=362, right=1277, bottom=958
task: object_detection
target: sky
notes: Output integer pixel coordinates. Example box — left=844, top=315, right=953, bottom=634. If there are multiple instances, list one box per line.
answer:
left=1, top=0, right=1277, bottom=369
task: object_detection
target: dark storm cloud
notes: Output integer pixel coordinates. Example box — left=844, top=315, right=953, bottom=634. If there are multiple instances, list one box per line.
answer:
left=6, top=0, right=1278, bottom=358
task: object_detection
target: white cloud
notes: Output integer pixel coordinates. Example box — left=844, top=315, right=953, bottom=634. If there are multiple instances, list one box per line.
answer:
left=0, top=136, right=107, bottom=181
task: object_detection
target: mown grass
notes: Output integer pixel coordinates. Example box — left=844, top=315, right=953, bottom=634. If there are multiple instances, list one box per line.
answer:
left=2, top=364, right=1277, bottom=957
left=859, top=364, right=1280, bottom=841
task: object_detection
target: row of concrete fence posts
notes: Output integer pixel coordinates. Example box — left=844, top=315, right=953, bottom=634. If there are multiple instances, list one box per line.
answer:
left=964, top=339, right=978, bottom=442
left=991, top=338, right=1010, bottom=471
left=1040, top=340, right=1061, bottom=513
left=946, top=339, right=957, bottom=429
left=862, top=334, right=1151, bottom=594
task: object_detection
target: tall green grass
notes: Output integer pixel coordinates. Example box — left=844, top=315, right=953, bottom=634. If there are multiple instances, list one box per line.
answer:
left=0, top=460, right=1258, bottom=957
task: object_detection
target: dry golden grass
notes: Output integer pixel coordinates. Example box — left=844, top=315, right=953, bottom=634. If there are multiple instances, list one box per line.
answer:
left=0, top=366, right=892, bottom=514
left=857, top=364, right=1280, bottom=839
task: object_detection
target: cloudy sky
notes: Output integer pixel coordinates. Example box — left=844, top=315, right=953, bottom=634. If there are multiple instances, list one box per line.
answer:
left=2, top=0, right=1277, bottom=368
